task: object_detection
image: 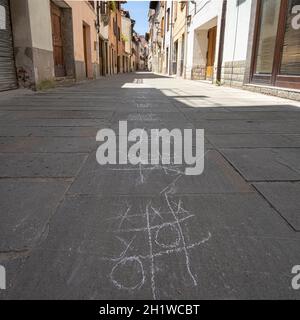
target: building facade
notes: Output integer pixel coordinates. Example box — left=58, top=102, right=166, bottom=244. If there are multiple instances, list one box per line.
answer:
left=148, top=0, right=300, bottom=100
left=148, top=1, right=165, bottom=73
left=164, top=0, right=173, bottom=74
left=66, top=0, right=100, bottom=80
left=0, top=0, right=144, bottom=92
left=220, top=0, right=300, bottom=98
left=98, top=0, right=109, bottom=76
left=186, top=0, right=223, bottom=81
left=138, top=35, right=148, bottom=70
left=6, top=0, right=101, bottom=90
left=172, top=1, right=187, bottom=76
left=121, top=10, right=133, bottom=73
left=131, top=31, right=140, bottom=71
left=108, top=1, right=120, bottom=74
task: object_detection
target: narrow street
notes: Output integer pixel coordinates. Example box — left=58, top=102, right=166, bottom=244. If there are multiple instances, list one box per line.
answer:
left=1, top=72, right=300, bottom=299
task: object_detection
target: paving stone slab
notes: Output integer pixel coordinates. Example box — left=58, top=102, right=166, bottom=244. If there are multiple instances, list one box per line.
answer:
left=39, top=193, right=297, bottom=252
left=0, top=153, right=88, bottom=178
left=0, top=126, right=101, bottom=137
left=178, top=107, right=231, bottom=113
left=111, top=121, right=195, bottom=134
left=254, top=182, right=300, bottom=231
left=0, top=179, right=69, bottom=251
left=0, top=111, right=9, bottom=118
left=227, top=105, right=300, bottom=112
left=207, top=134, right=300, bottom=148
left=185, top=111, right=300, bottom=121
left=4, top=110, right=114, bottom=120
left=112, top=111, right=187, bottom=122
left=0, top=102, right=119, bottom=109
left=68, top=150, right=252, bottom=195
left=0, top=137, right=97, bottom=153
left=191, top=120, right=300, bottom=134
left=4, top=193, right=300, bottom=299
left=0, top=119, right=112, bottom=127
left=0, top=106, right=118, bottom=112
left=0, top=257, right=27, bottom=300
left=221, top=148, right=300, bottom=181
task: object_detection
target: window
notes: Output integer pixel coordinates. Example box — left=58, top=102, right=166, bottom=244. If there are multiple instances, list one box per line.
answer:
left=280, top=0, right=300, bottom=75
left=255, top=0, right=281, bottom=74
left=0, top=5, right=6, bottom=30
left=100, top=1, right=108, bottom=15
left=252, top=0, right=300, bottom=89
left=167, top=8, right=170, bottom=31
left=113, top=18, right=117, bottom=36
left=88, top=1, right=95, bottom=9
left=181, top=1, right=186, bottom=11
left=161, top=17, right=165, bottom=38
left=174, top=1, right=178, bottom=21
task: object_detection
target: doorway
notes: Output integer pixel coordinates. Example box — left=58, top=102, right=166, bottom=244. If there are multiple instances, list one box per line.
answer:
left=206, top=26, right=217, bottom=80
left=173, top=40, right=178, bottom=75
left=180, top=34, right=185, bottom=76
left=99, top=38, right=105, bottom=76
left=166, top=47, right=169, bottom=74
left=51, top=2, right=66, bottom=77
left=117, top=55, right=120, bottom=73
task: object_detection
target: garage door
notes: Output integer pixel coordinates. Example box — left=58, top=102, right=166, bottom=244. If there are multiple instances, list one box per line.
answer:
left=0, top=0, right=17, bottom=91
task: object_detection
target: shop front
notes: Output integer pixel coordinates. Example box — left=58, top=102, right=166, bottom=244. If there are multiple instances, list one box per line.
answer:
left=251, top=0, right=300, bottom=89
left=0, top=0, right=17, bottom=91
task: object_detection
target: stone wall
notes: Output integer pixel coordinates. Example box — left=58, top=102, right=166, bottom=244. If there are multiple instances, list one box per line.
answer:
left=243, top=84, right=300, bottom=102
left=191, top=65, right=206, bottom=80
left=221, top=60, right=246, bottom=87
left=221, top=60, right=300, bottom=101
left=10, top=0, right=55, bottom=89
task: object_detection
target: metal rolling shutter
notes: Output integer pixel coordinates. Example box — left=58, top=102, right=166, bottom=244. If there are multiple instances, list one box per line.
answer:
left=0, top=0, right=17, bottom=91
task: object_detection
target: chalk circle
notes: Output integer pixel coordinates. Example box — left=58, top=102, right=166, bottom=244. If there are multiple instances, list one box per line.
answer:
left=110, top=257, right=145, bottom=291
left=155, top=223, right=180, bottom=249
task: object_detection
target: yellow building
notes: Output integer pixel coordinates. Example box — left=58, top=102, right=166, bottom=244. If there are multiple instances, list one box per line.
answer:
left=172, top=1, right=187, bottom=77
left=7, top=0, right=100, bottom=90
left=64, top=0, right=99, bottom=80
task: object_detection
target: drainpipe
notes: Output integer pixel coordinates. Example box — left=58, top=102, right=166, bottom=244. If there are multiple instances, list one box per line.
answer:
left=96, top=1, right=103, bottom=76
left=216, top=0, right=227, bottom=83
left=183, top=1, right=189, bottom=79
left=231, top=0, right=240, bottom=85
left=116, top=12, right=119, bottom=73
left=169, top=2, right=174, bottom=75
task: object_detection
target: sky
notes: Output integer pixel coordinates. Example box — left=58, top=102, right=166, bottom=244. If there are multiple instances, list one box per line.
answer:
left=123, top=1, right=149, bottom=36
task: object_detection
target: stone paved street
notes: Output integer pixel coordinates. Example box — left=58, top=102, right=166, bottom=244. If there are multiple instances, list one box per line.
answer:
left=0, top=72, right=300, bottom=299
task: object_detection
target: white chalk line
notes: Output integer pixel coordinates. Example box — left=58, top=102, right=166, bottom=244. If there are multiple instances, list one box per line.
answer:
left=101, top=232, right=211, bottom=261
left=118, top=205, right=132, bottom=230
left=164, top=192, right=198, bottom=286
left=145, top=201, right=157, bottom=299
left=115, top=214, right=194, bottom=233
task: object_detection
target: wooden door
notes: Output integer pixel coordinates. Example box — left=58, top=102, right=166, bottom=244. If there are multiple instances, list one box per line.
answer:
left=51, top=2, right=65, bottom=77
left=206, top=26, right=217, bottom=79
